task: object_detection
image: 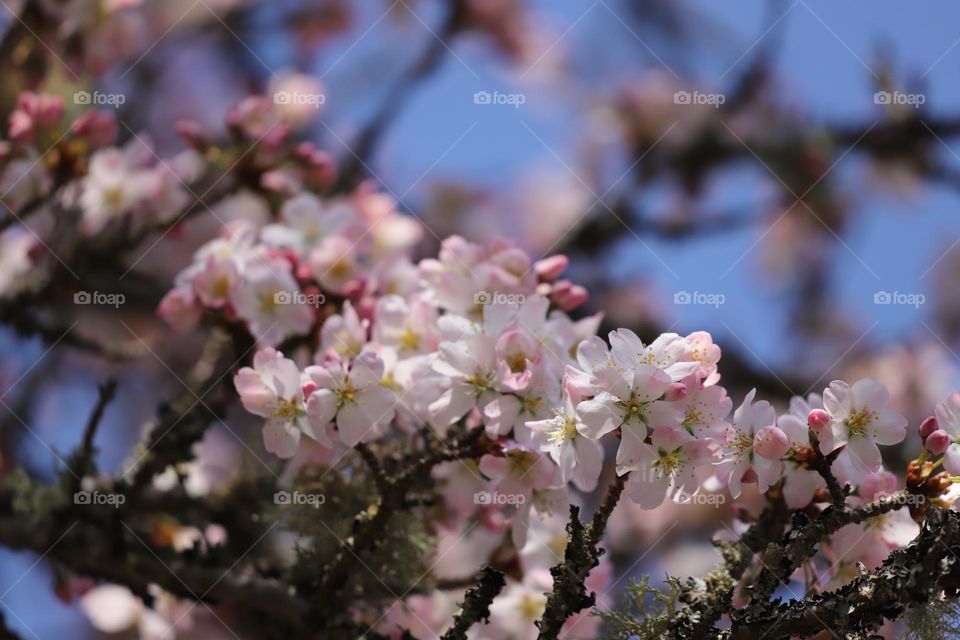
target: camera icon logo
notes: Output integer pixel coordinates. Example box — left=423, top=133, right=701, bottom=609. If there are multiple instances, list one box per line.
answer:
left=473, top=91, right=492, bottom=105
left=874, top=91, right=891, bottom=105
left=874, top=291, right=891, bottom=304
left=474, top=291, right=491, bottom=305
left=274, top=291, right=291, bottom=305
left=474, top=491, right=492, bottom=505
left=674, top=291, right=691, bottom=305
left=274, top=91, right=292, bottom=105
left=74, top=491, right=91, bottom=505
left=674, top=90, right=691, bottom=104
left=74, top=291, right=92, bottom=304
left=274, top=491, right=291, bottom=505
left=74, top=91, right=92, bottom=105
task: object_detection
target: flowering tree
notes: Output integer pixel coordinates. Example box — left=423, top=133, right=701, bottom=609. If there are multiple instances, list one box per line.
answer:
left=3, top=1, right=960, bottom=639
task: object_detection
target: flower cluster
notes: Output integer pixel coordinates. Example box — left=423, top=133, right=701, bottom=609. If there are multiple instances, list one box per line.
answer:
left=214, top=202, right=926, bottom=637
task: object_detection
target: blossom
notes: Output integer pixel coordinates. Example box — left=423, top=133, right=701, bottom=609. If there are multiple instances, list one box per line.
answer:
left=776, top=393, right=827, bottom=508
left=79, top=147, right=150, bottom=234
left=608, top=328, right=699, bottom=382
left=576, top=363, right=680, bottom=473
left=80, top=584, right=189, bottom=640
left=478, top=443, right=556, bottom=500
left=715, top=389, right=779, bottom=498
left=234, top=347, right=329, bottom=458
left=622, top=427, right=715, bottom=509
left=528, top=389, right=604, bottom=491
left=372, top=294, right=440, bottom=357
left=320, top=301, right=368, bottom=359
left=229, top=259, right=314, bottom=346
left=935, top=391, right=960, bottom=475
left=429, top=332, right=498, bottom=427
left=482, top=579, right=548, bottom=640
left=674, top=373, right=732, bottom=438
left=304, top=350, right=396, bottom=446
left=818, top=379, right=907, bottom=481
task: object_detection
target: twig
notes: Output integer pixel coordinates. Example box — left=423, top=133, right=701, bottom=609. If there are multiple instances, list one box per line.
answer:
left=749, top=490, right=919, bottom=602
left=70, top=378, right=118, bottom=489
left=729, top=506, right=960, bottom=640
left=536, top=473, right=627, bottom=639
left=440, top=566, right=506, bottom=640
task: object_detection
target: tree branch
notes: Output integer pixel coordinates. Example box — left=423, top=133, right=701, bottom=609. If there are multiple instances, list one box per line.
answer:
left=440, top=566, right=506, bottom=640
left=536, top=472, right=627, bottom=639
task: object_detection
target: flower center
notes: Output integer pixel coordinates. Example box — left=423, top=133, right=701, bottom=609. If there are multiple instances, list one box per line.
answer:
left=506, top=352, right=528, bottom=373
left=399, top=329, right=420, bottom=352
left=466, top=371, right=493, bottom=395
left=548, top=416, right=578, bottom=443
left=518, top=594, right=545, bottom=621
left=652, top=449, right=683, bottom=478
left=682, top=407, right=703, bottom=430
left=273, top=397, right=303, bottom=422
left=334, top=381, right=360, bottom=408
left=845, top=408, right=875, bottom=437
left=617, top=392, right=649, bottom=424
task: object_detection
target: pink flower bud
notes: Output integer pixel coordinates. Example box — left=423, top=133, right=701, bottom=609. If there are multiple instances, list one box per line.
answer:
left=920, top=415, right=939, bottom=438
left=534, top=255, right=568, bottom=281
left=807, top=409, right=831, bottom=433
left=926, top=429, right=951, bottom=455
left=175, top=119, right=209, bottom=149
left=8, top=110, right=34, bottom=142
left=754, top=425, right=790, bottom=459
left=552, top=280, right=588, bottom=311
left=71, top=110, right=117, bottom=147
left=665, top=382, right=687, bottom=402
left=302, top=381, right=319, bottom=398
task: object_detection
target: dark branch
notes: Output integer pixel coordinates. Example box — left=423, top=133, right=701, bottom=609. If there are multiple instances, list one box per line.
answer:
left=440, top=566, right=506, bottom=640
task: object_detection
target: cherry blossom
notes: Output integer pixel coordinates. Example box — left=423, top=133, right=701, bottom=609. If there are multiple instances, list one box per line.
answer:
left=577, top=363, right=680, bottom=473
left=304, top=350, right=396, bottom=447
left=935, top=391, right=960, bottom=475
left=819, top=379, right=908, bottom=481
left=234, top=347, right=320, bottom=458
left=528, top=389, right=604, bottom=492
left=715, top=389, right=779, bottom=498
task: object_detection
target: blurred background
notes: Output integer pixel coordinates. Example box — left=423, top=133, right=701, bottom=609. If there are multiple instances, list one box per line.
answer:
left=3, top=0, right=960, bottom=636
